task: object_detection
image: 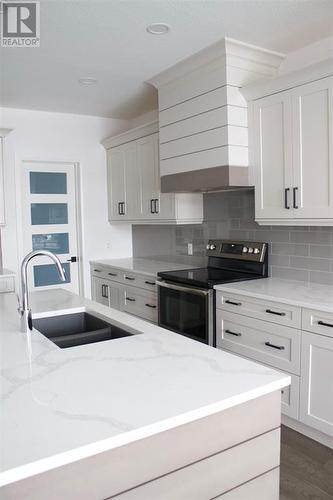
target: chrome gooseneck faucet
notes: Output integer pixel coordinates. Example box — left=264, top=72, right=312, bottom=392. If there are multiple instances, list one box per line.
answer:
left=18, top=250, right=66, bottom=333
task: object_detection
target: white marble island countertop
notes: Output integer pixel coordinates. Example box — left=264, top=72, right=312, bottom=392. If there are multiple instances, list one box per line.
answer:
left=214, top=277, right=333, bottom=313
left=0, top=289, right=289, bottom=488
left=89, top=257, right=198, bottom=276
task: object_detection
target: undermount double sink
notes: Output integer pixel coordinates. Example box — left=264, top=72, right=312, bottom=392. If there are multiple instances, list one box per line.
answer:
left=33, top=312, right=136, bottom=349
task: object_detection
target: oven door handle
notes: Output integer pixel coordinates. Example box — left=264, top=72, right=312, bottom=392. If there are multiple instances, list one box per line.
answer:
left=157, top=280, right=210, bottom=296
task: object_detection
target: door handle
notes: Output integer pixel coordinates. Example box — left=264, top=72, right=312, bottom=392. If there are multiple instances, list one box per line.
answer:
left=118, top=202, right=126, bottom=215
left=284, top=188, right=290, bottom=210
left=318, top=320, right=333, bottom=328
left=225, top=329, right=242, bottom=337
left=150, top=199, right=155, bottom=214
left=265, top=341, right=285, bottom=350
left=266, top=309, right=286, bottom=317
left=293, top=187, right=299, bottom=209
left=154, top=198, right=159, bottom=214
left=101, top=284, right=109, bottom=298
left=67, top=256, right=77, bottom=263
left=225, top=300, right=242, bottom=306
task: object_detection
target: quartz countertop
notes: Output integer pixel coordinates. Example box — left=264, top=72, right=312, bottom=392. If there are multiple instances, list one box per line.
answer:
left=0, top=290, right=289, bottom=487
left=89, top=257, right=197, bottom=276
left=214, top=278, right=333, bottom=313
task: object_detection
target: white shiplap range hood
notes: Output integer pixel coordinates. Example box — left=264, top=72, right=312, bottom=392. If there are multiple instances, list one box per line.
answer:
left=148, top=38, right=285, bottom=192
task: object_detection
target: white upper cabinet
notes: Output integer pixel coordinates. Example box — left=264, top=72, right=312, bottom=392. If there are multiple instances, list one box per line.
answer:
left=292, top=77, right=333, bottom=220
left=103, top=122, right=203, bottom=224
left=252, top=91, right=293, bottom=220
left=245, top=62, right=333, bottom=225
left=107, top=141, right=139, bottom=221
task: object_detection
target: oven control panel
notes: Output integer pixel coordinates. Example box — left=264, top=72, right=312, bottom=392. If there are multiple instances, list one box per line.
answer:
left=206, top=240, right=267, bottom=262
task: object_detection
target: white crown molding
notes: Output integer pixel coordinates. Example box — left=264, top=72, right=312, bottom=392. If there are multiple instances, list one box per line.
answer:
left=101, top=120, right=158, bottom=149
left=241, top=58, right=333, bottom=101
left=147, top=38, right=285, bottom=89
left=0, top=128, right=13, bottom=138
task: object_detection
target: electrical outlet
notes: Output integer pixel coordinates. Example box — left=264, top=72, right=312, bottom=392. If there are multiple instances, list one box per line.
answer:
left=187, top=243, right=193, bottom=256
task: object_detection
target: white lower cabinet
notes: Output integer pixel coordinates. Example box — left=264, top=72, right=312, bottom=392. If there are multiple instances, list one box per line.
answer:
left=299, top=331, right=333, bottom=436
left=216, top=310, right=301, bottom=375
left=216, top=290, right=333, bottom=439
left=91, top=265, right=158, bottom=324
left=92, top=276, right=119, bottom=309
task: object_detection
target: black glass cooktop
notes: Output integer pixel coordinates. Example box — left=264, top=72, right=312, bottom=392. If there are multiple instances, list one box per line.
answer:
left=158, top=267, right=259, bottom=289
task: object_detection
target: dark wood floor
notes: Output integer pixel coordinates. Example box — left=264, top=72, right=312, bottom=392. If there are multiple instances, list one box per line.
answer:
left=280, top=425, right=333, bottom=500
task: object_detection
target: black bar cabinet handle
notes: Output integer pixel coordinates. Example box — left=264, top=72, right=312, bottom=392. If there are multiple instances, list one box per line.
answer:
left=150, top=199, right=155, bottom=214
left=154, top=199, right=159, bottom=214
left=284, top=188, right=290, bottom=209
left=145, top=303, right=156, bottom=309
left=266, top=309, right=286, bottom=317
left=94, top=269, right=102, bottom=273
left=293, top=187, right=299, bottom=209
left=125, top=276, right=135, bottom=281
left=118, top=202, right=122, bottom=215
left=145, top=281, right=156, bottom=286
left=265, top=341, right=285, bottom=350
left=225, top=329, right=242, bottom=337
left=225, top=300, right=242, bottom=306
left=108, top=272, right=118, bottom=277
left=126, top=297, right=136, bottom=302
left=318, top=320, right=333, bottom=328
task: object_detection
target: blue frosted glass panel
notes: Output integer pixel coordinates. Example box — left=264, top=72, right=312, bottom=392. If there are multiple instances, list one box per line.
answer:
left=31, top=203, right=68, bottom=225
left=32, top=233, right=69, bottom=254
left=34, top=263, right=70, bottom=287
left=30, top=172, right=67, bottom=194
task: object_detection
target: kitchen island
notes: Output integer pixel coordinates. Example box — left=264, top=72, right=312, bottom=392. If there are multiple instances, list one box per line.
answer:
left=0, top=289, right=290, bottom=500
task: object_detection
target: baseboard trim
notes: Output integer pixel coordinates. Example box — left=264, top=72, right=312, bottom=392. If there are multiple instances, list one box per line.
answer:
left=282, top=416, right=333, bottom=449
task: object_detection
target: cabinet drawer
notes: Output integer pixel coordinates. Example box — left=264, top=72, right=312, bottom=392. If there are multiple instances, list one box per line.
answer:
left=91, top=265, right=124, bottom=284
left=122, top=272, right=157, bottom=292
left=302, top=308, right=333, bottom=338
left=120, top=287, right=157, bottom=323
left=216, top=310, right=301, bottom=374
left=216, top=291, right=301, bottom=329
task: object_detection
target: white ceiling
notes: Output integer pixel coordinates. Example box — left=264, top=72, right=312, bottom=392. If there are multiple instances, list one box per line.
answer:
left=1, top=0, right=333, bottom=119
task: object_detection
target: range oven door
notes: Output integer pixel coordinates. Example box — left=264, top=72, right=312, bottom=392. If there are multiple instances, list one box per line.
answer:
left=158, top=280, right=214, bottom=345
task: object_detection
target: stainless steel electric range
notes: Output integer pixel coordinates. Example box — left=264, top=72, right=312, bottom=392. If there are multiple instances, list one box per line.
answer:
left=157, top=240, right=268, bottom=346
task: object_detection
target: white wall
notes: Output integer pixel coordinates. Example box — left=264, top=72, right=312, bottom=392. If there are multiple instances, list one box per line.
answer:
left=0, top=107, right=133, bottom=297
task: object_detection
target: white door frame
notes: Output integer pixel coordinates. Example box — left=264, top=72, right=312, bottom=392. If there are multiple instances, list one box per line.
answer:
left=14, top=155, right=84, bottom=296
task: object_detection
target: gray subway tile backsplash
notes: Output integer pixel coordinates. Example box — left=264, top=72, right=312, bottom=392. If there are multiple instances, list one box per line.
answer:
left=132, top=190, right=333, bottom=285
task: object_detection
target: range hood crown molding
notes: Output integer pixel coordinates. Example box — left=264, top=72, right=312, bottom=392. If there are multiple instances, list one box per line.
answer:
left=147, top=37, right=285, bottom=89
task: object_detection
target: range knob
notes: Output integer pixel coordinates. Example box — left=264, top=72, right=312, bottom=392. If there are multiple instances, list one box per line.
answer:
left=210, top=244, right=216, bottom=251
left=248, top=247, right=254, bottom=254
left=254, top=248, right=260, bottom=254
left=206, top=244, right=211, bottom=250
left=243, top=246, right=248, bottom=253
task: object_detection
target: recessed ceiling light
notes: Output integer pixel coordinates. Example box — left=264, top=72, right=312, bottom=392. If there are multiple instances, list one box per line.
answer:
left=146, top=23, right=171, bottom=35
left=78, top=77, right=98, bottom=86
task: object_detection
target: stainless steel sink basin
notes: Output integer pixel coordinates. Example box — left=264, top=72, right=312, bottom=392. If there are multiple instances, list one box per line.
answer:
left=33, top=312, right=134, bottom=349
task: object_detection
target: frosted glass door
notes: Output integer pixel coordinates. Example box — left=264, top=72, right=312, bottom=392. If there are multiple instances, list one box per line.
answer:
left=21, top=162, right=79, bottom=293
